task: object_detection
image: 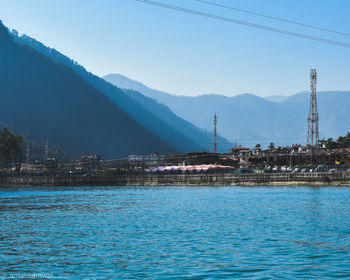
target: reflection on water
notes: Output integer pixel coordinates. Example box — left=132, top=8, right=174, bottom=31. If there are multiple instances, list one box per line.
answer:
left=1, top=186, right=350, bottom=279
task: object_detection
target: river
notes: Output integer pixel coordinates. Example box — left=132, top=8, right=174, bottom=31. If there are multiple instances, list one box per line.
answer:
left=1, top=186, right=350, bottom=279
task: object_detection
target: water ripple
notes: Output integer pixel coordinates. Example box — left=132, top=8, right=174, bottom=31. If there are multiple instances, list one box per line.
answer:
left=1, top=186, right=350, bottom=279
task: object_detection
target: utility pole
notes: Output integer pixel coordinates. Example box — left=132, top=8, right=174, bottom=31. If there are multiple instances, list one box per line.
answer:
left=45, top=137, right=49, bottom=161
left=26, top=142, right=30, bottom=164
left=214, top=114, right=217, bottom=153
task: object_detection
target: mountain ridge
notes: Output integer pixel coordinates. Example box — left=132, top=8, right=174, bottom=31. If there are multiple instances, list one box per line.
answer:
left=0, top=20, right=175, bottom=158
left=11, top=30, right=232, bottom=153
left=104, top=73, right=350, bottom=147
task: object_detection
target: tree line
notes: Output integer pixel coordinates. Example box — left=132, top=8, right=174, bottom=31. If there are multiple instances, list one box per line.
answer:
left=325, top=133, right=350, bottom=149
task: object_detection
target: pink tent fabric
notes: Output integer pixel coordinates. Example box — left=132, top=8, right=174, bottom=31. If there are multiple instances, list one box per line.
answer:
left=147, top=164, right=235, bottom=173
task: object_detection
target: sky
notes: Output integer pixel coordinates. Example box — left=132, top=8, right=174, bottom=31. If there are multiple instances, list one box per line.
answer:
left=0, top=0, right=349, bottom=97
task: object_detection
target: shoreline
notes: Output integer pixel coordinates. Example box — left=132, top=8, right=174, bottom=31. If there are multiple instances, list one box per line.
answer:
left=1, top=172, right=350, bottom=187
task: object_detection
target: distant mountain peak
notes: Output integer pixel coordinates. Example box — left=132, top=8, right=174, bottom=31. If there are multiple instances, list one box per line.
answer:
left=0, top=20, right=13, bottom=42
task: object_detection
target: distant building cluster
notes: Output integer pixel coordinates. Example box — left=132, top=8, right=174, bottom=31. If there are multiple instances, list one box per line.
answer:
left=11, top=143, right=350, bottom=176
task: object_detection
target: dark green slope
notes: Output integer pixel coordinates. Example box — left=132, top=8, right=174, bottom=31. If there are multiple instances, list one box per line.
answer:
left=0, top=21, right=173, bottom=158
left=11, top=32, right=232, bottom=153
left=11, top=33, right=207, bottom=153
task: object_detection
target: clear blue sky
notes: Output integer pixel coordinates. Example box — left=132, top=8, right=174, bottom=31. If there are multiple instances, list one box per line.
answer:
left=0, top=0, right=349, bottom=97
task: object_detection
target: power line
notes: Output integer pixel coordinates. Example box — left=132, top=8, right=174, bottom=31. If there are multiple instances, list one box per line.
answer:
left=195, top=0, right=350, bottom=37
left=135, top=0, right=350, bottom=48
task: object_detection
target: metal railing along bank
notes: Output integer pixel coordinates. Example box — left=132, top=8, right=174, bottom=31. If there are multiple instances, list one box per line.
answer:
left=1, top=172, right=350, bottom=186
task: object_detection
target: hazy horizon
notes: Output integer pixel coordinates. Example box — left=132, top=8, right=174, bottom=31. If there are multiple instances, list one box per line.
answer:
left=103, top=73, right=349, bottom=99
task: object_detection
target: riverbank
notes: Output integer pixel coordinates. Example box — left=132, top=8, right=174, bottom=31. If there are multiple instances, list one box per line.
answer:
left=1, top=172, right=350, bottom=186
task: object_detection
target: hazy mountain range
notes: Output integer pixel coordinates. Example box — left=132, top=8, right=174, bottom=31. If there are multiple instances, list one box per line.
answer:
left=1, top=20, right=232, bottom=158
left=263, top=95, right=288, bottom=102
left=2, top=17, right=348, bottom=159
left=104, top=74, right=350, bottom=147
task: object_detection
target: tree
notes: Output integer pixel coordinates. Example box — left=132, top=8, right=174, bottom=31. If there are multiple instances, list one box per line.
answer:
left=268, top=142, right=275, bottom=150
left=325, top=138, right=337, bottom=149
left=325, top=133, right=350, bottom=149
left=0, top=128, right=22, bottom=171
left=254, top=143, right=261, bottom=153
left=337, top=133, right=350, bottom=148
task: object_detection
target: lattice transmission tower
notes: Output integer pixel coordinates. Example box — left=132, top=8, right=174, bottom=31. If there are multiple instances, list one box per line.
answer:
left=307, top=69, right=319, bottom=147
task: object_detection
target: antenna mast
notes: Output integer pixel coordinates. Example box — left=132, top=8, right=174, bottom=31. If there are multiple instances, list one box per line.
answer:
left=45, top=138, right=49, bottom=160
left=307, top=69, right=319, bottom=147
left=214, top=114, right=217, bottom=153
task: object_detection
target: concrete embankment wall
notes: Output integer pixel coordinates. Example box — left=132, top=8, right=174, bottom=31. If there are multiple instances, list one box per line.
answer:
left=1, top=172, right=350, bottom=186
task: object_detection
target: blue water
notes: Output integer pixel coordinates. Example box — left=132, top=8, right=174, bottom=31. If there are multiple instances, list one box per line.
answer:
left=1, top=186, right=350, bottom=279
